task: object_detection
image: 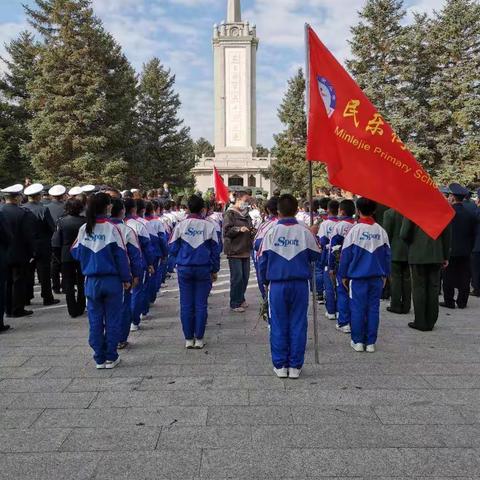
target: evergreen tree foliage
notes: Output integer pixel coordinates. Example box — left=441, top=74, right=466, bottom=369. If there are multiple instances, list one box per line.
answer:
left=24, top=0, right=137, bottom=187
left=0, top=32, right=39, bottom=184
left=193, top=137, right=214, bottom=158
left=136, top=57, right=194, bottom=189
left=255, top=144, right=270, bottom=157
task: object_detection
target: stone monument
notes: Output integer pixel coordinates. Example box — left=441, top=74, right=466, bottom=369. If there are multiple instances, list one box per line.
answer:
left=192, top=0, right=274, bottom=195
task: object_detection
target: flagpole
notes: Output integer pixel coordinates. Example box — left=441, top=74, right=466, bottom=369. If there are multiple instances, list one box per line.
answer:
left=305, top=23, right=320, bottom=365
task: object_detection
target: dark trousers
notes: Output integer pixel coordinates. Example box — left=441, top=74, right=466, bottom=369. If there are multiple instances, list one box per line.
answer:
left=228, top=257, right=250, bottom=309
left=471, top=253, right=480, bottom=294
left=51, top=255, right=62, bottom=293
left=6, top=264, right=28, bottom=316
left=390, top=261, right=411, bottom=313
left=0, top=263, right=6, bottom=327
left=411, top=264, right=441, bottom=331
left=62, top=262, right=85, bottom=318
left=26, top=255, right=54, bottom=304
left=443, top=256, right=471, bottom=308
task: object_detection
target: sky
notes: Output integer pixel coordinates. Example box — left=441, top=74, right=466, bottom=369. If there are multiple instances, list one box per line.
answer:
left=0, top=0, right=442, bottom=148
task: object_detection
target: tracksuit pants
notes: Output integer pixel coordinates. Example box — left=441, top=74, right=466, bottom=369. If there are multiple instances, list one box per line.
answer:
left=350, top=277, right=383, bottom=346
left=324, top=266, right=336, bottom=315
left=119, top=289, right=132, bottom=343
left=148, top=257, right=160, bottom=304
left=336, top=273, right=350, bottom=327
left=269, top=280, right=309, bottom=369
left=315, top=261, right=324, bottom=296
left=131, top=270, right=146, bottom=326
left=85, top=276, right=123, bottom=365
left=177, top=266, right=212, bottom=340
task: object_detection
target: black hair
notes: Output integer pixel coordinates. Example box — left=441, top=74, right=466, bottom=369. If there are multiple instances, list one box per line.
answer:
left=234, top=190, right=249, bottom=200
left=110, top=199, right=125, bottom=218
left=319, top=197, right=330, bottom=210
left=86, top=192, right=111, bottom=235
left=356, top=197, right=377, bottom=216
left=65, top=198, right=83, bottom=216
left=124, top=197, right=136, bottom=214
left=312, top=199, right=320, bottom=212
left=123, top=190, right=134, bottom=199
left=135, top=199, right=145, bottom=213
left=265, top=197, right=278, bottom=216
left=145, top=201, right=155, bottom=216
left=339, top=199, right=356, bottom=217
left=327, top=199, right=339, bottom=215
left=273, top=188, right=281, bottom=197
left=278, top=194, right=298, bottom=217
left=187, top=194, right=205, bottom=214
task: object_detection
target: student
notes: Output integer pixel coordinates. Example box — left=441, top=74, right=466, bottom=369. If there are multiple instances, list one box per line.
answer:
left=169, top=195, right=220, bottom=349
left=109, top=200, right=143, bottom=349
left=338, top=198, right=391, bottom=353
left=328, top=199, right=356, bottom=333
left=318, top=200, right=339, bottom=319
left=258, top=194, right=321, bottom=379
left=124, top=198, right=154, bottom=331
left=71, top=193, right=131, bottom=369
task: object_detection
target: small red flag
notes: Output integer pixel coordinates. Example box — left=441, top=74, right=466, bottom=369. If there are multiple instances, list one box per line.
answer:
left=213, top=166, right=229, bottom=204
left=306, top=25, right=454, bottom=239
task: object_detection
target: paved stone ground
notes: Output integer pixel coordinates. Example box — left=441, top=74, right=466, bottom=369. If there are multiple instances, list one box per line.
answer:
left=1, top=260, right=480, bottom=479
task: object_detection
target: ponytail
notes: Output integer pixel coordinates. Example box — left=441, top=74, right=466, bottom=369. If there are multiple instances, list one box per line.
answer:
left=85, top=192, right=111, bottom=235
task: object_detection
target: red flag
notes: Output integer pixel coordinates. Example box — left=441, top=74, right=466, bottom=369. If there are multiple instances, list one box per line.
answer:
left=213, top=166, right=229, bottom=204
left=306, top=25, right=453, bottom=239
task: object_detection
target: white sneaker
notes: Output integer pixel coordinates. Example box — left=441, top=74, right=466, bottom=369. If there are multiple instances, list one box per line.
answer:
left=96, top=363, right=106, bottom=370
left=336, top=324, right=351, bottom=334
left=194, top=339, right=205, bottom=349
left=325, top=313, right=337, bottom=320
left=289, top=368, right=301, bottom=379
left=185, top=339, right=195, bottom=349
left=105, top=358, right=121, bottom=369
left=231, top=307, right=246, bottom=313
left=351, top=341, right=365, bottom=352
left=130, top=324, right=139, bottom=332
left=366, top=344, right=376, bottom=353
left=273, top=367, right=288, bottom=378
left=140, top=313, right=150, bottom=321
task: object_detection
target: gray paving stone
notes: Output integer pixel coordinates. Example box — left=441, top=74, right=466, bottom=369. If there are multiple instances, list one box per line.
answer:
left=0, top=409, right=44, bottom=429
left=158, top=425, right=251, bottom=449
left=91, top=390, right=172, bottom=408
left=4, top=392, right=97, bottom=409
left=65, top=377, right=142, bottom=392
left=0, top=378, right=71, bottom=393
left=0, top=356, right=30, bottom=368
left=207, top=406, right=293, bottom=425
left=170, top=389, right=249, bottom=406
left=42, top=366, right=114, bottom=378
left=0, top=428, right=71, bottom=453
left=0, top=367, right=48, bottom=379
left=138, top=376, right=214, bottom=390
left=34, top=408, right=128, bottom=428
left=0, top=452, right=101, bottom=480
left=61, top=427, right=160, bottom=452
left=179, top=362, right=247, bottom=376
left=110, top=364, right=182, bottom=377
left=292, top=406, right=381, bottom=425
left=22, top=355, right=91, bottom=368
left=128, top=406, right=208, bottom=426
left=423, top=374, right=480, bottom=389
left=94, top=450, right=201, bottom=479
left=374, top=405, right=469, bottom=425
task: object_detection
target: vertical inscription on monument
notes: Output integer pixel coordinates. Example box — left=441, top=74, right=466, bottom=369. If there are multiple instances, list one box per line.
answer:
left=225, top=47, right=247, bottom=147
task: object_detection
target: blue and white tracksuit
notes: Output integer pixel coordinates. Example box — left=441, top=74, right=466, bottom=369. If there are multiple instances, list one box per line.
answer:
left=125, top=216, right=154, bottom=326
left=169, top=215, right=221, bottom=340
left=318, top=216, right=339, bottom=314
left=258, top=219, right=321, bottom=369
left=109, top=218, right=144, bottom=343
left=206, top=214, right=223, bottom=252
left=253, top=217, right=278, bottom=299
left=164, top=211, right=178, bottom=274
left=159, top=215, right=173, bottom=284
left=71, top=218, right=131, bottom=365
left=145, top=215, right=168, bottom=303
left=328, top=218, right=356, bottom=328
left=338, top=219, right=391, bottom=346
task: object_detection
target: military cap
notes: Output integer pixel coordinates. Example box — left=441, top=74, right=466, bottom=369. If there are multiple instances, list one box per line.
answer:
left=81, top=185, right=96, bottom=193
left=449, top=183, right=469, bottom=198
left=439, top=186, right=451, bottom=195
left=68, top=186, right=83, bottom=196
left=49, top=185, right=67, bottom=197
left=1, top=184, right=24, bottom=195
left=24, top=183, right=44, bottom=196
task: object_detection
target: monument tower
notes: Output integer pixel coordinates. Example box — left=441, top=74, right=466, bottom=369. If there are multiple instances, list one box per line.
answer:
left=192, top=0, right=274, bottom=194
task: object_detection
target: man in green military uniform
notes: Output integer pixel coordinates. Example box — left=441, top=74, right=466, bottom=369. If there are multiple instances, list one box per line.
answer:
left=400, top=219, right=451, bottom=331
left=384, top=209, right=411, bottom=314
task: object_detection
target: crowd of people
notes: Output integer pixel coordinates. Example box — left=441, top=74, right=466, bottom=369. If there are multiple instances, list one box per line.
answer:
left=0, top=179, right=478, bottom=378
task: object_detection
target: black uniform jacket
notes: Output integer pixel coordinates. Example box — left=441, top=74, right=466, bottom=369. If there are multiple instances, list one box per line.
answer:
left=51, top=214, right=86, bottom=263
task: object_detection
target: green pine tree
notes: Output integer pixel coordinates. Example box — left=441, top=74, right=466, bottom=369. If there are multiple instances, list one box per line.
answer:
left=255, top=144, right=270, bottom=157
left=24, top=0, right=137, bottom=187
left=193, top=137, right=215, bottom=158
left=429, top=0, right=480, bottom=185
left=0, top=31, right=39, bottom=184
left=136, top=58, right=194, bottom=189
left=270, top=69, right=324, bottom=196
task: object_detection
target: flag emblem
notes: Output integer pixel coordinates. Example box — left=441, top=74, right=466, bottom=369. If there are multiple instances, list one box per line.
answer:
left=317, top=76, right=336, bottom=118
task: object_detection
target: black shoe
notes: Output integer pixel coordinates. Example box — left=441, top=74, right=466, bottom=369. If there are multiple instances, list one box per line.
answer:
left=0, top=325, right=11, bottom=333
left=471, top=291, right=480, bottom=297
left=43, top=299, right=60, bottom=306
left=12, top=310, right=34, bottom=318
left=387, top=307, right=403, bottom=314
left=457, top=304, right=467, bottom=310
left=408, top=322, right=432, bottom=332
left=439, top=302, right=455, bottom=309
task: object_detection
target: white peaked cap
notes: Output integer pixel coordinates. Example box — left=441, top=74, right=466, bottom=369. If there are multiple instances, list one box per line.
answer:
left=68, top=186, right=83, bottom=196
left=121, top=190, right=129, bottom=195
left=24, top=183, right=44, bottom=196
left=130, top=188, right=139, bottom=193
left=49, top=185, right=67, bottom=196
left=81, top=185, right=96, bottom=193
left=1, top=184, right=24, bottom=195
